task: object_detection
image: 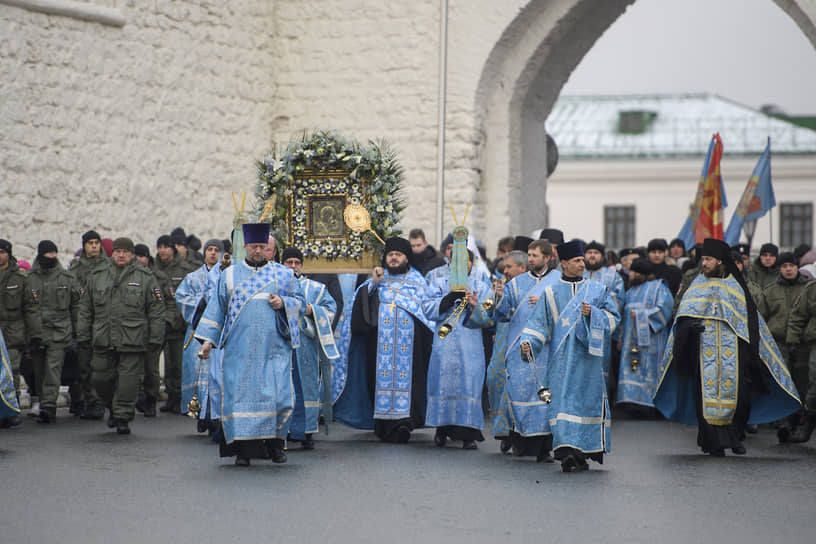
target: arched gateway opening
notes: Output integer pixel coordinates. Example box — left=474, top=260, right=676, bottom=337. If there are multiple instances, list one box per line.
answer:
left=470, top=0, right=816, bottom=251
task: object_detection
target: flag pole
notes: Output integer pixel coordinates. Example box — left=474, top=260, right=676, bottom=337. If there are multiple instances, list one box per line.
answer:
left=769, top=208, right=773, bottom=245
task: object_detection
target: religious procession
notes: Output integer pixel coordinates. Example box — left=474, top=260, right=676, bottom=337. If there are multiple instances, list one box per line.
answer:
left=1, top=133, right=813, bottom=475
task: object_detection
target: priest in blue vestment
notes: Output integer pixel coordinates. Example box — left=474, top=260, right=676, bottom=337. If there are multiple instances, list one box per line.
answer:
left=583, top=240, right=625, bottom=393
left=485, top=249, right=528, bottom=449
left=281, top=247, right=339, bottom=450
left=423, top=249, right=493, bottom=449
left=521, top=239, right=620, bottom=472
left=176, top=238, right=224, bottom=433
left=654, top=238, right=801, bottom=457
left=333, top=237, right=435, bottom=443
left=615, top=258, right=673, bottom=412
left=196, top=223, right=306, bottom=466
left=492, top=239, right=560, bottom=460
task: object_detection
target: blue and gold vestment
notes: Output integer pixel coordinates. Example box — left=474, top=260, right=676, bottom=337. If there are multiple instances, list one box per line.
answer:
left=654, top=274, right=800, bottom=425
left=616, top=279, right=673, bottom=407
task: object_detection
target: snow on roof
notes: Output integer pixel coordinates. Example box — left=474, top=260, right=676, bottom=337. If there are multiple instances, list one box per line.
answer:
left=546, top=93, right=816, bottom=158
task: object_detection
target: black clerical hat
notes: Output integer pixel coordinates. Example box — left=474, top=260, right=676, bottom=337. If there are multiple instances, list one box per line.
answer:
left=539, top=228, right=564, bottom=245
left=513, top=236, right=533, bottom=252
left=558, top=239, right=584, bottom=261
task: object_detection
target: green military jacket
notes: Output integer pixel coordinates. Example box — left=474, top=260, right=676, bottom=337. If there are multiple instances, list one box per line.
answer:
left=758, top=274, right=810, bottom=342
left=25, top=260, right=81, bottom=347
left=154, top=253, right=197, bottom=339
left=0, top=260, right=39, bottom=348
left=77, top=260, right=165, bottom=352
left=68, top=252, right=110, bottom=287
left=787, top=280, right=816, bottom=345
left=747, top=258, right=779, bottom=289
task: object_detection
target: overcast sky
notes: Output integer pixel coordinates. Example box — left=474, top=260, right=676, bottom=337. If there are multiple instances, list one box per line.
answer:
left=560, top=0, right=816, bottom=115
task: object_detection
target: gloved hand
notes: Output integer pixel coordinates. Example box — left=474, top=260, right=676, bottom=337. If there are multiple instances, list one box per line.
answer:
left=439, top=291, right=463, bottom=313
left=690, top=320, right=706, bottom=335
left=29, top=337, right=43, bottom=350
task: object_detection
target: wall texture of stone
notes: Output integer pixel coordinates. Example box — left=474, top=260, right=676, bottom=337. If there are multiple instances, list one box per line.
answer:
left=1, top=0, right=274, bottom=260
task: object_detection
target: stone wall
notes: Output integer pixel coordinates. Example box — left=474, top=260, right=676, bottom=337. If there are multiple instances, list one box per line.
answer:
left=1, top=0, right=274, bottom=261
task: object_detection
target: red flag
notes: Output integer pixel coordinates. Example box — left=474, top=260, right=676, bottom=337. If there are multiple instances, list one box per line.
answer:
left=694, top=133, right=725, bottom=242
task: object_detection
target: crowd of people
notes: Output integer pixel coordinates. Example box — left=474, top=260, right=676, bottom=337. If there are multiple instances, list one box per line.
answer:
left=1, top=223, right=814, bottom=472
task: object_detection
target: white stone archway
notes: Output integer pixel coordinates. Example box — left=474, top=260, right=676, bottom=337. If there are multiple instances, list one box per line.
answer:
left=468, top=0, right=816, bottom=251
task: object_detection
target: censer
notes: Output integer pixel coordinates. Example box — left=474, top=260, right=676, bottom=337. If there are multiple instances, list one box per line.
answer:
left=438, top=296, right=468, bottom=339
left=187, top=352, right=207, bottom=418
left=537, top=386, right=552, bottom=404
left=524, top=349, right=552, bottom=404
left=187, top=395, right=201, bottom=419
left=630, top=345, right=640, bottom=372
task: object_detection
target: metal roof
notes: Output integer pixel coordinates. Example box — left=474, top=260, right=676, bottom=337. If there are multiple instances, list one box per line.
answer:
left=546, top=93, right=816, bottom=158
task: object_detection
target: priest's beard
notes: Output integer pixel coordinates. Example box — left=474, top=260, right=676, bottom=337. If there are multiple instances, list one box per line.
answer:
left=585, top=260, right=603, bottom=271
left=387, top=262, right=410, bottom=275
left=628, top=274, right=655, bottom=288
left=703, top=263, right=727, bottom=278
left=246, top=256, right=268, bottom=269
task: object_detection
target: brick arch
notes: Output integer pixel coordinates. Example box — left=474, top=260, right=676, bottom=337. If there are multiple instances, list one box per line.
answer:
left=471, top=0, right=816, bottom=250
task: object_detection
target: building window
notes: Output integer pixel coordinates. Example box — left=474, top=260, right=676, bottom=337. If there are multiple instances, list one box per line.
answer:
left=780, top=203, right=813, bottom=248
left=604, top=206, right=635, bottom=249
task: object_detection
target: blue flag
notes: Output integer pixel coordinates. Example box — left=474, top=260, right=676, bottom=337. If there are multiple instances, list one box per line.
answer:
left=678, top=134, right=728, bottom=249
left=724, top=138, right=775, bottom=246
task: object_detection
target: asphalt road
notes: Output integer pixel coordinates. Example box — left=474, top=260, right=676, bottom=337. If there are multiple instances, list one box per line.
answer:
left=1, top=409, right=814, bottom=544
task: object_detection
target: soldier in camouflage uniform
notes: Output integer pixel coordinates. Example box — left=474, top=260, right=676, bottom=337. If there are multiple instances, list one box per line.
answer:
left=0, top=239, right=39, bottom=427
left=758, top=252, right=810, bottom=442
left=747, top=242, right=780, bottom=290
left=786, top=276, right=816, bottom=443
left=25, top=241, right=82, bottom=423
left=68, top=230, right=109, bottom=419
left=134, top=243, right=169, bottom=417
left=155, top=235, right=197, bottom=413
left=77, top=238, right=164, bottom=434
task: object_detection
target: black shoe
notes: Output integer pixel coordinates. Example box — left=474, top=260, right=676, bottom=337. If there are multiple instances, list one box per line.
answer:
left=208, top=419, right=219, bottom=436
left=36, top=407, right=56, bottom=424
left=561, top=455, right=588, bottom=472
left=197, top=419, right=209, bottom=433
left=69, top=400, right=85, bottom=416
left=462, top=440, right=478, bottom=450
left=159, top=397, right=179, bottom=414
left=81, top=402, right=105, bottom=420
left=536, top=450, right=555, bottom=463
left=7, top=414, right=22, bottom=427
left=235, top=457, right=250, bottom=467
left=271, top=447, right=287, bottom=463
left=709, top=448, right=725, bottom=457
left=434, top=430, right=447, bottom=447
left=135, top=394, right=145, bottom=414
left=744, top=424, right=759, bottom=434
left=732, top=444, right=747, bottom=455
left=106, top=410, right=117, bottom=428
left=302, top=435, right=315, bottom=450
left=115, top=419, right=131, bottom=435
left=499, top=439, right=512, bottom=453
left=143, top=397, right=156, bottom=418
left=395, top=425, right=411, bottom=443
left=791, top=415, right=816, bottom=443
left=777, top=427, right=791, bottom=443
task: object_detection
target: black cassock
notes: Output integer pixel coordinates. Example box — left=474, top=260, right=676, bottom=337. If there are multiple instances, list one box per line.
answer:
left=350, top=287, right=434, bottom=442
left=672, top=317, right=769, bottom=454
